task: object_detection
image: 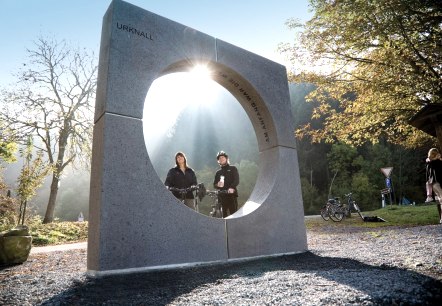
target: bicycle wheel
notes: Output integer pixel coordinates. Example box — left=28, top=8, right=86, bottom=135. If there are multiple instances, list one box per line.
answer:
left=329, top=206, right=344, bottom=222
left=320, top=206, right=330, bottom=221
left=210, top=201, right=223, bottom=218
left=213, top=207, right=223, bottom=218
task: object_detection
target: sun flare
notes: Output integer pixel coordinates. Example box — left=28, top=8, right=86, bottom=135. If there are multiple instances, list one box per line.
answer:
left=143, top=70, right=224, bottom=157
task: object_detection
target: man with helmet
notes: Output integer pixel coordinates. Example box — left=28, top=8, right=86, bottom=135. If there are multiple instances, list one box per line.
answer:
left=214, top=151, right=239, bottom=217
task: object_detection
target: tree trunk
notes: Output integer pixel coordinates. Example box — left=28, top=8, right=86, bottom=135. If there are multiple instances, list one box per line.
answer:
left=43, top=173, right=60, bottom=224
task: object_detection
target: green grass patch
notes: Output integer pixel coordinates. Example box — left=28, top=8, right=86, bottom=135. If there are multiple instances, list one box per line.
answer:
left=306, top=204, right=440, bottom=230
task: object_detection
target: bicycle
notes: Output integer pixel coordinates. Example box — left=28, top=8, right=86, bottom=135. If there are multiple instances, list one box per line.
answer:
left=320, top=193, right=363, bottom=222
left=205, top=189, right=229, bottom=218
left=320, top=197, right=343, bottom=222
left=335, top=193, right=363, bottom=221
left=168, top=183, right=206, bottom=212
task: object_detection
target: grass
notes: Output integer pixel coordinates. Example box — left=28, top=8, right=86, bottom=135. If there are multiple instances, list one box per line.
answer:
left=305, top=204, right=441, bottom=230
left=5, top=204, right=438, bottom=246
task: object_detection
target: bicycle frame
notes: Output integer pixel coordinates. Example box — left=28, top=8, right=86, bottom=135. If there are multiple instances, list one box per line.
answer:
left=321, top=200, right=342, bottom=222
left=206, top=189, right=229, bottom=218
left=344, top=193, right=363, bottom=219
left=320, top=193, right=362, bottom=222
left=168, top=184, right=205, bottom=212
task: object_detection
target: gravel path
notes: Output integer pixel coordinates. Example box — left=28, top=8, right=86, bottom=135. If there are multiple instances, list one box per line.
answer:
left=1, top=222, right=441, bottom=305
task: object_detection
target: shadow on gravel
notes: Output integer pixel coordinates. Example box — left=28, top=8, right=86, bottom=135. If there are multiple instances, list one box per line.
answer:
left=41, top=252, right=442, bottom=305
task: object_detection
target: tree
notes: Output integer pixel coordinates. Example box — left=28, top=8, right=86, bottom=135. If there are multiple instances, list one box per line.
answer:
left=300, top=177, right=322, bottom=215
left=16, top=137, right=51, bottom=225
left=0, top=37, right=97, bottom=223
left=280, top=0, right=442, bottom=148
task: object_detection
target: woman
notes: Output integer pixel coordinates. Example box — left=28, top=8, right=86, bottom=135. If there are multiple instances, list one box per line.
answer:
left=165, top=152, right=197, bottom=209
left=426, top=148, right=442, bottom=223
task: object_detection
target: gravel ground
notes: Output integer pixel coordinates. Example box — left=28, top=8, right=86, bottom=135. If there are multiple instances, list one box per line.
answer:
left=1, top=221, right=441, bottom=305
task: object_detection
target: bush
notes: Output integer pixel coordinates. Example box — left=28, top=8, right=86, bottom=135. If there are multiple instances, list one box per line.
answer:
left=0, top=187, right=18, bottom=231
left=27, top=215, right=88, bottom=246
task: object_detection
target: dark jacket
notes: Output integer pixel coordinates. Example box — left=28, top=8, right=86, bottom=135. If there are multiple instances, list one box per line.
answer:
left=213, top=164, right=239, bottom=196
left=426, top=159, right=442, bottom=184
left=165, top=167, right=197, bottom=199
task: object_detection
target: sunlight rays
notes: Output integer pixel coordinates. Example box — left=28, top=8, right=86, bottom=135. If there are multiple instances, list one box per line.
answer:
left=143, top=71, right=223, bottom=161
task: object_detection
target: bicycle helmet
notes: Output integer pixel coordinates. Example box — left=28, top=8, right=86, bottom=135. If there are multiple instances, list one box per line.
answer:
left=216, top=151, right=228, bottom=160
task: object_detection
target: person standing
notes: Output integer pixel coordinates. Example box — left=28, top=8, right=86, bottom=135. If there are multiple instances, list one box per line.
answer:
left=426, top=148, right=442, bottom=224
left=165, top=152, right=197, bottom=210
left=214, top=151, right=239, bottom=218
left=425, top=153, right=435, bottom=202
left=425, top=181, right=434, bottom=203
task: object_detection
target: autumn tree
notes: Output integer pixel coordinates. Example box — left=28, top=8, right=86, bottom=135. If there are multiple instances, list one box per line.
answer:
left=16, top=137, right=51, bottom=225
left=0, top=124, right=17, bottom=163
left=0, top=125, right=18, bottom=229
left=0, top=37, right=97, bottom=223
left=280, top=0, right=442, bottom=148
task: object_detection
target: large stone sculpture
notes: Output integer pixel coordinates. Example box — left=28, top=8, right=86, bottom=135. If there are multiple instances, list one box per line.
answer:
left=88, top=0, right=307, bottom=275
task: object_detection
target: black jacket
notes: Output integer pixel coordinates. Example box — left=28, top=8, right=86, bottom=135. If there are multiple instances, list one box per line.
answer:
left=165, top=167, right=197, bottom=199
left=426, top=159, right=442, bottom=184
left=214, top=164, right=239, bottom=196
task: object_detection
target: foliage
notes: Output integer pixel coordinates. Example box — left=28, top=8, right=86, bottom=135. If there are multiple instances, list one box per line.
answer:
left=0, top=140, right=17, bottom=163
left=289, top=84, right=429, bottom=215
left=300, top=177, right=323, bottom=215
left=325, top=143, right=379, bottom=210
left=324, top=142, right=426, bottom=211
left=0, top=119, right=18, bottom=163
left=280, top=0, right=442, bottom=148
left=0, top=37, right=97, bottom=223
left=16, top=138, right=51, bottom=224
left=0, top=173, right=18, bottom=230
left=25, top=215, right=88, bottom=246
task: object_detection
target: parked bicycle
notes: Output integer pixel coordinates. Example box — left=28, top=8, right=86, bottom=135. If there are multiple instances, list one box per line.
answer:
left=320, top=192, right=363, bottom=222
left=168, top=183, right=206, bottom=212
left=205, top=189, right=229, bottom=218
left=320, top=197, right=341, bottom=222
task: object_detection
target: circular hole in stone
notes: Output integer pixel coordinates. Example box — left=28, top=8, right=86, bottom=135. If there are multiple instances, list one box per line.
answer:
left=143, top=72, right=259, bottom=216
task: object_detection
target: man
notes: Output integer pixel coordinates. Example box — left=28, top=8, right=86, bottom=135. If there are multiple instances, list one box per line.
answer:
left=213, top=151, right=239, bottom=217
left=426, top=148, right=442, bottom=224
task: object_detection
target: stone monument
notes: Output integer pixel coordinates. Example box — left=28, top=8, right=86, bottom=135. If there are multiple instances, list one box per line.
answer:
left=88, top=0, right=307, bottom=275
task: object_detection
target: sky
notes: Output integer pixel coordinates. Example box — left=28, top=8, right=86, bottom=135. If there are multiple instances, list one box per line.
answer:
left=0, top=0, right=312, bottom=87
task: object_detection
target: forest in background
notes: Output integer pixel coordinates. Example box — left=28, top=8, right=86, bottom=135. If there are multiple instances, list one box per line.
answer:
left=1, top=82, right=430, bottom=220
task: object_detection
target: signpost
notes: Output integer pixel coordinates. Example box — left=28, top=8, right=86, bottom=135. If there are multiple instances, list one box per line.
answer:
left=380, top=167, right=393, bottom=178
left=380, top=167, right=394, bottom=207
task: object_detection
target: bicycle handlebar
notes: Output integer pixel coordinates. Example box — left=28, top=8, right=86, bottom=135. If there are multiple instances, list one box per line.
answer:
left=167, top=183, right=206, bottom=201
left=168, top=186, right=199, bottom=194
left=206, top=189, right=230, bottom=196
